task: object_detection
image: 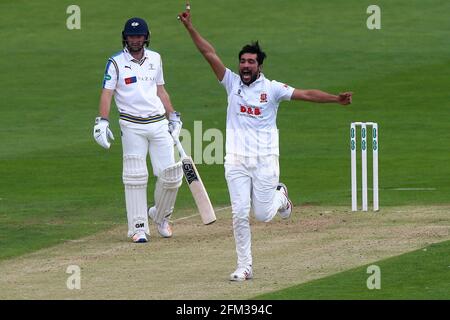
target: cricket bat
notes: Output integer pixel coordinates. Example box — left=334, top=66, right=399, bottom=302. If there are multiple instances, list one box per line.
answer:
left=174, top=136, right=216, bottom=225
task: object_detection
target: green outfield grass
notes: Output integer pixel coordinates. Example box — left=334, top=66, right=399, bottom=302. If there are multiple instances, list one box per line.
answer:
left=0, top=0, right=449, bottom=264
left=254, top=240, right=450, bottom=299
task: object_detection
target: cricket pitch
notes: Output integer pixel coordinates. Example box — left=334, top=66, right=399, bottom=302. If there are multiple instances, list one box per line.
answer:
left=0, top=205, right=448, bottom=299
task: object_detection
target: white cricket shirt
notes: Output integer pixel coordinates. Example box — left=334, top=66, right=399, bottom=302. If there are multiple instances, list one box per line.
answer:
left=102, top=48, right=166, bottom=118
left=220, top=68, right=294, bottom=157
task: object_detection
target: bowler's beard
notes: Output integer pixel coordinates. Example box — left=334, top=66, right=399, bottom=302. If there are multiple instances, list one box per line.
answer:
left=240, top=71, right=259, bottom=86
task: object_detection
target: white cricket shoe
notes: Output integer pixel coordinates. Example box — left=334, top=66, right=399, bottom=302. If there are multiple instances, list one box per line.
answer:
left=148, top=206, right=173, bottom=238
left=230, top=265, right=253, bottom=281
left=277, top=182, right=293, bottom=219
left=132, top=232, right=148, bottom=243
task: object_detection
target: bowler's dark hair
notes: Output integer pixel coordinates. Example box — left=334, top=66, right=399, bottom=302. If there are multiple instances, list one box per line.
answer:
left=239, top=41, right=266, bottom=65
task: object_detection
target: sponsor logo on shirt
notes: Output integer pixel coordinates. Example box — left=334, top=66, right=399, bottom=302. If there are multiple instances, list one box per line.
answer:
left=240, top=105, right=262, bottom=117
left=104, top=74, right=111, bottom=81
left=138, top=76, right=156, bottom=81
left=125, top=76, right=137, bottom=85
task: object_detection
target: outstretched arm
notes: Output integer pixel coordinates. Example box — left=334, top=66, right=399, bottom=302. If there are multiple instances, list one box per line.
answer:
left=291, top=89, right=353, bottom=105
left=178, top=6, right=226, bottom=81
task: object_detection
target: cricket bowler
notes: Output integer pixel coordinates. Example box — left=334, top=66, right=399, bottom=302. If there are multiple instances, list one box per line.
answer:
left=178, top=7, right=352, bottom=281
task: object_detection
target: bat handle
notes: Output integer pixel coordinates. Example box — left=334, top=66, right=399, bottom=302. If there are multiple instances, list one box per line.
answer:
left=173, top=136, right=188, bottom=159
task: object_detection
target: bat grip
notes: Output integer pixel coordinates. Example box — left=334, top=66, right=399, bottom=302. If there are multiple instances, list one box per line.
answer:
left=174, top=136, right=188, bottom=159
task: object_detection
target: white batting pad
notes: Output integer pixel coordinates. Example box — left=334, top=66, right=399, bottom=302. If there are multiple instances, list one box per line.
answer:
left=153, top=162, right=183, bottom=224
left=123, top=155, right=149, bottom=237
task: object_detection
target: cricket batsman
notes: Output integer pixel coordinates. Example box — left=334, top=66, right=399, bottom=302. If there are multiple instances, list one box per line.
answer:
left=93, top=17, right=183, bottom=243
left=178, top=6, right=352, bottom=280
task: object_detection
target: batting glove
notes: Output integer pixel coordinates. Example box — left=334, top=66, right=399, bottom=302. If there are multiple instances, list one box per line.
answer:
left=168, top=111, right=182, bottom=140
left=93, top=117, right=115, bottom=149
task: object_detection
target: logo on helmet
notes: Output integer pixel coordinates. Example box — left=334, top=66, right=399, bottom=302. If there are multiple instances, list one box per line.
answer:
left=131, top=22, right=139, bottom=27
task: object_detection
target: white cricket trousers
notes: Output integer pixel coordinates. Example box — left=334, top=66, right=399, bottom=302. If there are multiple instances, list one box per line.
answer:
left=120, top=119, right=175, bottom=175
left=119, top=119, right=175, bottom=237
left=225, top=154, right=287, bottom=268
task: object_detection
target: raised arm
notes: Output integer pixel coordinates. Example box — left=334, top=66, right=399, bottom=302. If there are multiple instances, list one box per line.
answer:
left=291, top=89, right=353, bottom=105
left=178, top=7, right=226, bottom=81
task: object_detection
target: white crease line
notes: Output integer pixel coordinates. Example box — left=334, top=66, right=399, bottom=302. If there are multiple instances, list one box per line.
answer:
left=174, top=205, right=232, bottom=222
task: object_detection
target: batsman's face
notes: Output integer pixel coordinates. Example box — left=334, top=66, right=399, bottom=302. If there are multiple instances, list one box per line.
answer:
left=126, top=35, right=146, bottom=52
left=239, top=53, right=261, bottom=85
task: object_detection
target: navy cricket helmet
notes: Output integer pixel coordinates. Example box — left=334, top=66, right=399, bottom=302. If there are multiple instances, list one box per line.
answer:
left=122, top=17, right=150, bottom=47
